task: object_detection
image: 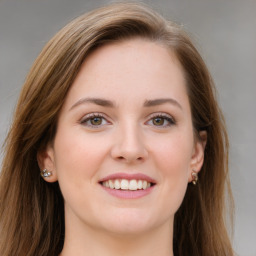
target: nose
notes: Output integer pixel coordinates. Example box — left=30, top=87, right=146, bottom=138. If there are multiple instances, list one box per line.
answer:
left=110, top=124, right=148, bottom=164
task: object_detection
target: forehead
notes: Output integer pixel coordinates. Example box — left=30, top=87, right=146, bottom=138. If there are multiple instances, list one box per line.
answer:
left=64, top=38, right=188, bottom=108
left=83, top=38, right=184, bottom=80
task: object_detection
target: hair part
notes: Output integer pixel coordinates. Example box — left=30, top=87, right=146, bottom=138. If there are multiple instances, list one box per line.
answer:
left=0, top=2, right=234, bottom=255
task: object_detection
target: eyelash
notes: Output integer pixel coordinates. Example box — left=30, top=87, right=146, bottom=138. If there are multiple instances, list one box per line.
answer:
left=80, top=113, right=110, bottom=128
left=80, top=112, right=176, bottom=128
left=146, top=113, right=176, bottom=128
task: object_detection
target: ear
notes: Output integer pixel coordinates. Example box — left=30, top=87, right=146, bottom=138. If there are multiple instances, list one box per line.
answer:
left=37, top=144, right=58, bottom=183
left=188, top=130, right=207, bottom=182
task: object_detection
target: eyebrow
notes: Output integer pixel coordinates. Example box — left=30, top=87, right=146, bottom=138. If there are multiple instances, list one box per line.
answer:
left=69, top=97, right=182, bottom=110
left=69, top=97, right=115, bottom=111
left=143, top=98, right=182, bottom=110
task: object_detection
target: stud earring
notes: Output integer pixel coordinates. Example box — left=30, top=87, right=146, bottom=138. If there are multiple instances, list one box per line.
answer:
left=191, top=171, right=198, bottom=185
left=40, top=169, right=52, bottom=178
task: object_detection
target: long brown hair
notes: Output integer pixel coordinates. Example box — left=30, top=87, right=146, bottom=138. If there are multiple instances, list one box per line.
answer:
left=0, top=2, right=234, bottom=255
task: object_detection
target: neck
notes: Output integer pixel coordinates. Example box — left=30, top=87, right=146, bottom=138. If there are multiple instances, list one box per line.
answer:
left=60, top=219, right=174, bottom=256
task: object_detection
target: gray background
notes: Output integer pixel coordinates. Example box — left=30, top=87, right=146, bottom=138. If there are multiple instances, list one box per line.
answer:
left=0, top=0, right=255, bottom=255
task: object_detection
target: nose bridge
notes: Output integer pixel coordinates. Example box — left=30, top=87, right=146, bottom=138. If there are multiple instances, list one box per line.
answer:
left=111, top=119, right=148, bottom=162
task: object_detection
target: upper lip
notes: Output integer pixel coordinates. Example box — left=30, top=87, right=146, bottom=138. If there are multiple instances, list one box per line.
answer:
left=99, top=172, right=157, bottom=184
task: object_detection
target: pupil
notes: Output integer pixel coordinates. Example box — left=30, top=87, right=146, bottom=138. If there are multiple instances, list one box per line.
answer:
left=153, top=117, right=164, bottom=126
left=91, top=117, right=102, bottom=125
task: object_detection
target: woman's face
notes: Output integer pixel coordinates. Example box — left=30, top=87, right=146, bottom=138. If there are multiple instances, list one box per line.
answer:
left=41, top=38, right=205, bottom=236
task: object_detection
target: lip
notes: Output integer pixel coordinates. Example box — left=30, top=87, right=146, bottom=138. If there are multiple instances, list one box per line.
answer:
left=99, top=172, right=156, bottom=199
left=101, top=185, right=155, bottom=199
left=99, top=172, right=157, bottom=183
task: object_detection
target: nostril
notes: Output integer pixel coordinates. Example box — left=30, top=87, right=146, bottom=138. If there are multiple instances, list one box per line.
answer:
left=116, top=155, right=144, bottom=162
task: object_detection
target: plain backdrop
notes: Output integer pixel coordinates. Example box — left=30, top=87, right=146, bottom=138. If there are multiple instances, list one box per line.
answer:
left=0, top=0, right=255, bottom=255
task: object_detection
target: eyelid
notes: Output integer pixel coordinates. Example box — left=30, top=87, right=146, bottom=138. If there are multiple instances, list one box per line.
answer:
left=79, top=111, right=175, bottom=128
left=80, top=112, right=111, bottom=127
left=145, top=112, right=176, bottom=127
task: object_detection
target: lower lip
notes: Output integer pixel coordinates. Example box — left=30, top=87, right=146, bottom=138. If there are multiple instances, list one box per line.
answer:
left=101, top=185, right=155, bottom=199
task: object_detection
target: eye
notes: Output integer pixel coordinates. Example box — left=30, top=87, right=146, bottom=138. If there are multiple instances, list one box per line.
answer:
left=81, top=113, right=110, bottom=128
left=146, top=113, right=175, bottom=128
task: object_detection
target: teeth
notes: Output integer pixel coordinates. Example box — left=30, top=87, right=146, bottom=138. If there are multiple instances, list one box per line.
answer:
left=142, top=180, right=147, bottom=190
left=102, top=179, right=152, bottom=190
left=114, top=179, right=121, bottom=189
left=120, top=179, right=129, bottom=190
left=103, top=181, right=110, bottom=188
left=109, top=180, right=114, bottom=189
left=129, top=179, right=137, bottom=190
left=137, top=180, right=142, bottom=189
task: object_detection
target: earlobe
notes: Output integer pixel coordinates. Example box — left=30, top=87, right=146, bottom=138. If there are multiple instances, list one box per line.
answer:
left=188, top=131, right=207, bottom=182
left=37, top=145, right=58, bottom=183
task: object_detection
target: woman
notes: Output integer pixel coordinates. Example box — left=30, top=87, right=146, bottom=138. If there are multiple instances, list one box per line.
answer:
left=0, top=2, right=234, bottom=256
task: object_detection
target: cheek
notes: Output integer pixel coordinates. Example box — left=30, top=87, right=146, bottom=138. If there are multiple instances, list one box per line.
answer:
left=52, top=127, right=108, bottom=185
left=158, top=140, right=191, bottom=186
left=151, top=132, right=193, bottom=173
left=52, top=128, right=111, bottom=216
left=149, top=133, right=193, bottom=212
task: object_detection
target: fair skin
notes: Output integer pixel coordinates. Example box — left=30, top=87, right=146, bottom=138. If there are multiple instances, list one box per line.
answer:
left=39, top=38, right=206, bottom=256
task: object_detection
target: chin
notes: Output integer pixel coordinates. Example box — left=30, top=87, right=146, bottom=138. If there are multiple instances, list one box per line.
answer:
left=96, top=209, right=161, bottom=236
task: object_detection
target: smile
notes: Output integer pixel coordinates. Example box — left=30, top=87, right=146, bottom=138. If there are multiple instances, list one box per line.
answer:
left=99, top=173, right=156, bottom=198
left=101, top=179, right=153, bottom=190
